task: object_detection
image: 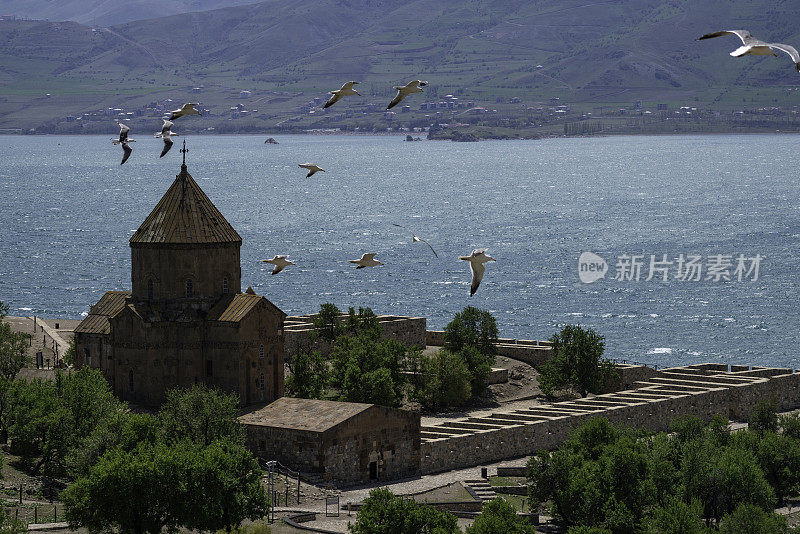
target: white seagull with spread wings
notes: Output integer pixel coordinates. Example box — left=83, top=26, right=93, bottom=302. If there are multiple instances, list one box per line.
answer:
left=459, top=248, right=496, bottom=296
left=698, top=30, right=800, bottom=71
left=167, top=102, right=202, bottom=120
left=261, top=255, right=295, bottom=275
left=387, top=80, right=428, bottom=110
left=392, top=224, right=438, bottom=257
left=111, top=121, right=135, bottom=165
left=298, top=163, right=325, bottom=178
left=323, top=81, right=361, bottom=109
left=349, top=253, right=384, bottom=269
left=154, top=120, right=178, bottom=158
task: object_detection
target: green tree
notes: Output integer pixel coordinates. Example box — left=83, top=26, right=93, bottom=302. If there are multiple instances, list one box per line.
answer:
left=670, top=416, right=706, bottom=445
left=330, top=328, right=407, bottom=407
left=718, top=503, right=792, bottom=534
left=0, top=506, right=27, bottom=534
left=645, top=498, right=709, bottom=534
left=538, top=325, right=616, bottom=397
left=285, top=350, right=328, bottom=399
left=60, top=367, right=123, bottom=442
left=681, top=439, right=775, bottom=524
left=466, top=498, right=536, bottom=534
left=182, top=438, right=269, bottom=532
left=8, top=368, right=122, bottom=475
left=158, top=385, right=244, bottom=446
left=645, top=433, right=681, bottom=507
left=64, top=438, right=267, bottom=534
left=313, top=302, right=343, bottom=342
left=444, top=306, right=498, bottom=356
left=413, top=349, right=472, bottom=410
left=460, top=345, right=492, bottom=397
left=779, top=412, right=800, bottom=441
left=0, top=301, right=30, bottom=442
left=734, top=430, right=800, bottom=505
left=750, top=399, right=779, bottom=435
left=63, top=442, right=182, bottom=534
left=0, top=301, right=30, bottom=380
left=348, top=488, right=460, bottom=534
left=62, top=336, right=75, bottom=366
left=68, top=410, right=160, bottom=478
left=342, top=307, right=382, bottom=339
left=527, top=418, right=650, bottom=530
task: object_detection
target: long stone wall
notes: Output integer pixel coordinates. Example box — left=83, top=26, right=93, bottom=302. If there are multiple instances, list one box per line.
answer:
left=425, top=331, right=554, bottom=366
left=419, top=364, right=800, bottom=474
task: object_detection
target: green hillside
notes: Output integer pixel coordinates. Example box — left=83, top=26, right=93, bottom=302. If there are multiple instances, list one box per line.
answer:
left=1, top=0, right=799, bottom=132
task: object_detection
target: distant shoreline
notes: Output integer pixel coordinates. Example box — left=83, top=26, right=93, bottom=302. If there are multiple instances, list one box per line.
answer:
left=2, top=130, right=800, bottom=139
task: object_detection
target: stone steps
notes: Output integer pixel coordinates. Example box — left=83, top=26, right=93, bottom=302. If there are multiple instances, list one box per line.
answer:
left=464, top=479, right=497, bottom=502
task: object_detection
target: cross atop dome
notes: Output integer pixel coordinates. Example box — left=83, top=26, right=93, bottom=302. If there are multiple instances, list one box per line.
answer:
left=180, top=139, right=188, bottom=169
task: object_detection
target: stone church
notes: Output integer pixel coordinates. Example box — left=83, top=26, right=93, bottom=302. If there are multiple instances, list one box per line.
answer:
left=74, top=160, right=286, bottom=407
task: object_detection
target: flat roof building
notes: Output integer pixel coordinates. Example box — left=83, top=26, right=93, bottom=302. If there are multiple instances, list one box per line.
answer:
left=241, top=397, right=421, bottom=486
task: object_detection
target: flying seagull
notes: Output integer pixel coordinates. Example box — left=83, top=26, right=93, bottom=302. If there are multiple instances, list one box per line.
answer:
left=120, top=142, right=133, bottom=165
left=111, top=121, right=135, bottom=165
left=261, top=255, right=295, bottom=275
left=698, top=30, right=800, bottom=72
left=392, top=223, right=438, bottom=257
left=111, top=120, right=130, bottom=145
left=298, top=163, right=325, bottom=178
left=349, top=253, right=384, bottom=269
left=323, top=81, right=361, bottom=109
left=154, top=120, right=178, bottom=158
left=458, top=248, right=496, bottom=296
left=167, top=102, right=202, bottom=120
left=386, top=80, right=428, bottom=110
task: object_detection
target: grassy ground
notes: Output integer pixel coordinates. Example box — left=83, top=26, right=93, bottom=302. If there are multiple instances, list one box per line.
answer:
left=412, top=482, right=475, bottom=504
left=487, top=476, right=526, bottom=487
left=497, top=494, right=530, bottom=513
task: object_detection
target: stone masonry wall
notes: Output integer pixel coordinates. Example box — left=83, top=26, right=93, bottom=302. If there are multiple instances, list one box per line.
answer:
left=321, top=406, right=420, bottom=486
left=420, top=369, right=800, bottom=474
left=426, top=331, right=554, bottom=366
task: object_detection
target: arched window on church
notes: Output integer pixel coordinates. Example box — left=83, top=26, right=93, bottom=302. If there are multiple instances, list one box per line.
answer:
left=185, top=279, right=193, bottom=298
left=259, top=344, right=264, bottom=359
left=223, top=277, right=228, bottom=295
left=128, top=370, right=134, bottom=392
left=84, top=348, right=90, bottom=366
left=147, top=279, right=154, bottom=300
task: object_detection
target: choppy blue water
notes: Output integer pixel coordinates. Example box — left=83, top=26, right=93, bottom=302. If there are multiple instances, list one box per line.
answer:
left=1, top=134, right=798, bottom=368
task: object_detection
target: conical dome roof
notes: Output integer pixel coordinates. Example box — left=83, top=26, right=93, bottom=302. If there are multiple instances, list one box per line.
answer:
left=130, top=164, right=241, bottom=245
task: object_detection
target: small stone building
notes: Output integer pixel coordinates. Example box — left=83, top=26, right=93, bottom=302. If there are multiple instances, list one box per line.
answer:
left=240, top=397, right=421, bottom=485
left=73, top=161, right=286, bottom=406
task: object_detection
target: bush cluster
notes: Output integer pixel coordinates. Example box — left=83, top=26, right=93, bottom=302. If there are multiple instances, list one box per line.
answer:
left=287, top=304, right=499, bottom=410
left=528, top=402, right=800, bottom=533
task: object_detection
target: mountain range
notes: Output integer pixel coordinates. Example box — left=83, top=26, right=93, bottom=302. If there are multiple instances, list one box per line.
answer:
left=0, top=0, right=261, bottom=26
left=1, top=0, right=799, bottom=131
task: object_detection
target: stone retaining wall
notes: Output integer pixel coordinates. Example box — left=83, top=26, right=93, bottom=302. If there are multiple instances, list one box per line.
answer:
left=496, top=343, right=553, bottom=366
left=602, top=364, right=661, bottom=393
left=426, top=331, right=554, bottom=367
left=420, top=366, right=800, bottom=474
left=487, top=367, right=509, bottom=384
left=496, top=466, right=526, bottom=477
left=494, top=485, right=528, bottom=495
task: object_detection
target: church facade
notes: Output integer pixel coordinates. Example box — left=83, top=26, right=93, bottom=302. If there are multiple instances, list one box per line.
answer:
left=74, top=161, right=285, bottom=407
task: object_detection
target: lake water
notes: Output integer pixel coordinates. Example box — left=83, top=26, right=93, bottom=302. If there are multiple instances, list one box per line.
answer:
left=1, top=133, right=798, bottom=369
